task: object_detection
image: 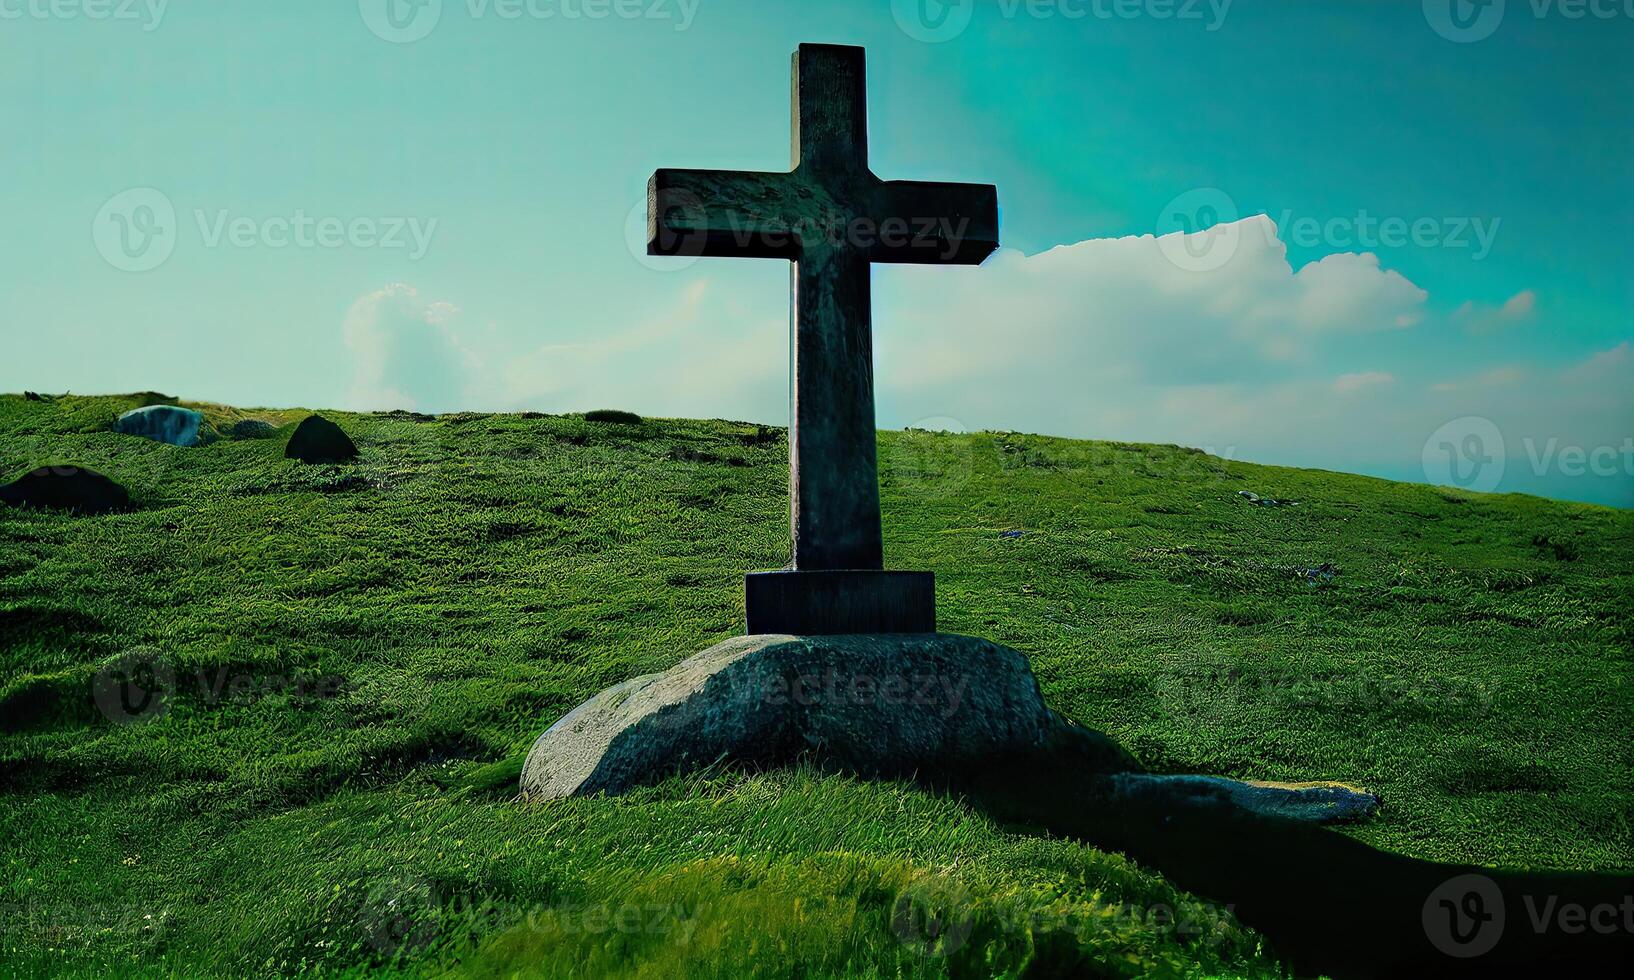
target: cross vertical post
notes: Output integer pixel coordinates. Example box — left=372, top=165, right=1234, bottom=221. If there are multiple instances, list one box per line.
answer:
left=789, top=45, right=882, bottom=573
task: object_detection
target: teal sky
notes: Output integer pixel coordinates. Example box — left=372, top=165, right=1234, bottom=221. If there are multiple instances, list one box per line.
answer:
left=3, top=0, right=1630, bottom=505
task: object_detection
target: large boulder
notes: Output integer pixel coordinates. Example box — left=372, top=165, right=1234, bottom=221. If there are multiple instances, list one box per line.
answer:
left=521, top=633, right=1126, bottom=800
left=0, top=466, right=129, bottom=515
left=113, top=405, right=206, bottom=447
left=285, top=415, right=358, bottom=464
left=520, top=633, right=1381, bottom=827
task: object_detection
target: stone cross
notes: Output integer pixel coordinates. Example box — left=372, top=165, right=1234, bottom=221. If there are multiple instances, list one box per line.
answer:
left=648, top=43, right=998, bottom=633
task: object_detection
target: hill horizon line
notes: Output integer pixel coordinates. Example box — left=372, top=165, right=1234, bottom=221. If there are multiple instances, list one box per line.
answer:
left=5, top=390, right=1627, bottom=512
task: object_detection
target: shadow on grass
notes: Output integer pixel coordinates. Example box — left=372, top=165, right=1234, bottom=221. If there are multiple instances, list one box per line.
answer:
left=942, top=749, right=1633, bottom=978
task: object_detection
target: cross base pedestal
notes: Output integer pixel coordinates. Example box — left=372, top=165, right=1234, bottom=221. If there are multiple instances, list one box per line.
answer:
left=745, top=570, right=935, bottom=635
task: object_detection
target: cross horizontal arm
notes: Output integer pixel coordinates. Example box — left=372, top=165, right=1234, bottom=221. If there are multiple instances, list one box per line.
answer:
left=648, top=168, right=802, bottom=260
left=867, top=180, right=999, bottom=265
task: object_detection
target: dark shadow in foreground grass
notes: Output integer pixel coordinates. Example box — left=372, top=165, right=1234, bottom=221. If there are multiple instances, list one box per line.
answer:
left=942, top=750, right=1633, bottom=979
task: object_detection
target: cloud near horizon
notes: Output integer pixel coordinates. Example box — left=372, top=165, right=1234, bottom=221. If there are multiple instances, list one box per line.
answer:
left=344, top=216, right=1632, bottom=506
left=342, top=284, right=477, bottom=414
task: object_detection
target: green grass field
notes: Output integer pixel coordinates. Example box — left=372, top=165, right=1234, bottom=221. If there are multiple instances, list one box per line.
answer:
left=2, top=393, right=1630, bottom=977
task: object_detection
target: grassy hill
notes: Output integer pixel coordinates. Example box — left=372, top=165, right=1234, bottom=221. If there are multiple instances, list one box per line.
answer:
left=2, top=393, right=1629, bottom=977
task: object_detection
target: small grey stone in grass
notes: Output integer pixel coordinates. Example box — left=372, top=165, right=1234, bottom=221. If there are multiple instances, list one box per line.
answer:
left=0, top=466, right=130, bottom=516
left=1238, top=490, right=1298, bottom=508
left=1299, top=563, right=1339, bottom=587
left=285, top=415, right=358, bottom=464
left=1108, top=774, right=1380, bottom=824
left=114, top=405, right=206, bottom=447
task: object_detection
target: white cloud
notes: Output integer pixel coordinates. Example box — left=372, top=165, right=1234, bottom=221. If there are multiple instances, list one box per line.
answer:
left=342, top=284, right=477, bottom=414
left=868, top=216, right=1432, bottom=426
left=1280, top=252, right=1429, bottom=333
left=1457, top=288, right=1539, bottom=333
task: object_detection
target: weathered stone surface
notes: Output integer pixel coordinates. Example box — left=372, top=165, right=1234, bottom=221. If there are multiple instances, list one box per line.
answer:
left=285, top=415, right=358, bottom=464
left=114, top=405, right=206, bottom=447
left=521, top=633, right=1072, bottom=800
left=226, top=419, right=279, bottom=440
left=1106, top=774, right=1379, bottom=824
left=0, top=466, right=129, bottom=515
